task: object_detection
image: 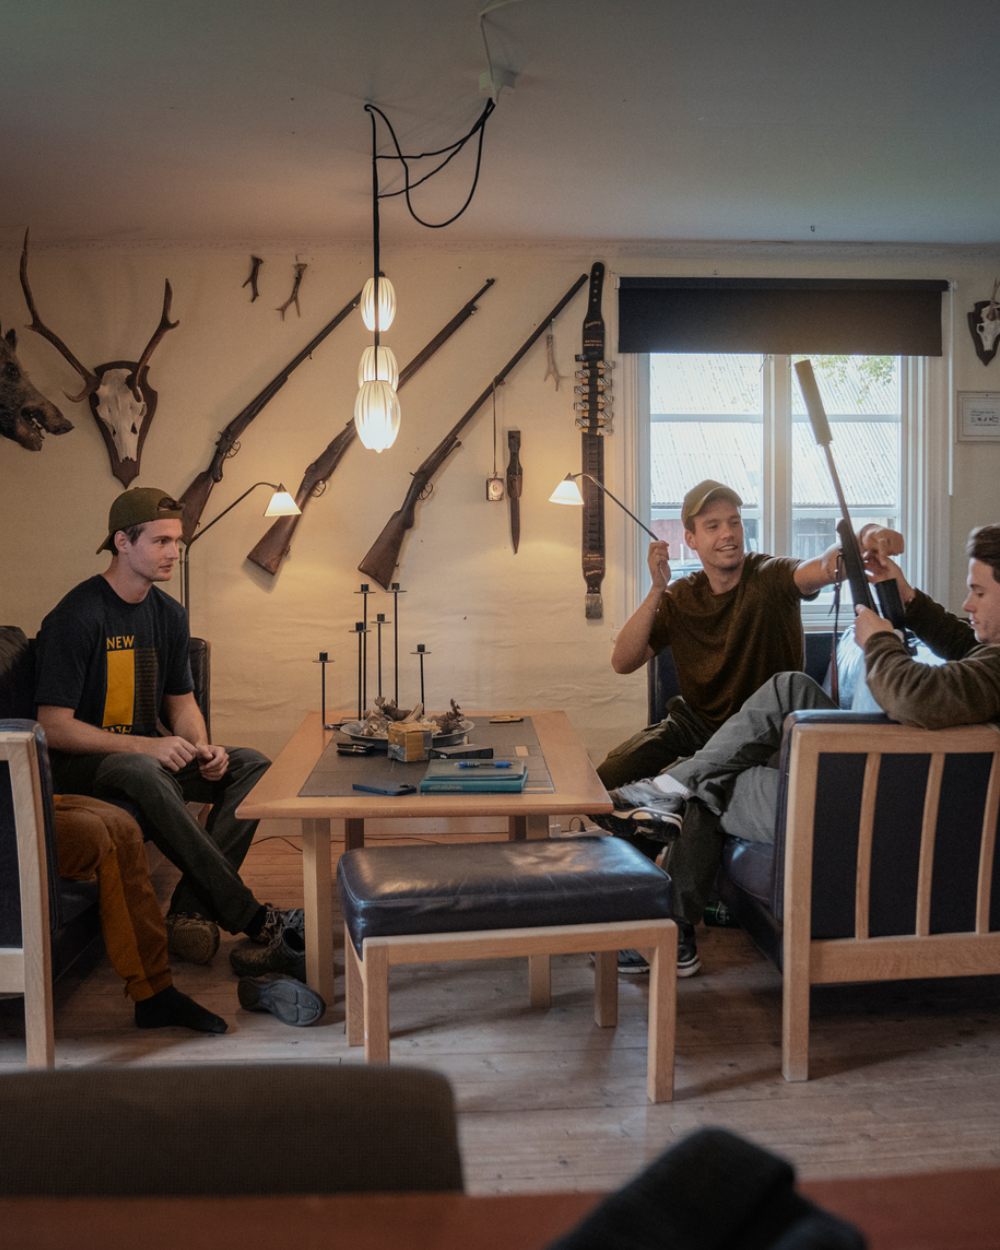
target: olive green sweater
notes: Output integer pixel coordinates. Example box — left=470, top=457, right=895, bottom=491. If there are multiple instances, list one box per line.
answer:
left=863, top=589, right=1000, bottom=729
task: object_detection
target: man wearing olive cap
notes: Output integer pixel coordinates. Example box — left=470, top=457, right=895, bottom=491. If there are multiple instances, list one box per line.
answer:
left=33, top=488, right=324, bottom=1027
left=595, top=479, right=901, bottom=976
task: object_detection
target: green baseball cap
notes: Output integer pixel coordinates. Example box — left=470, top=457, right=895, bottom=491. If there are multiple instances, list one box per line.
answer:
left=681, top=480, right=743, bottom=528
left=97, top=487, right=183, bottom=554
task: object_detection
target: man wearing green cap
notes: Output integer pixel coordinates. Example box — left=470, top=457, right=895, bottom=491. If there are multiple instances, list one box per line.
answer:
left=594, top=479, right=901, bottom=976
left=33, top=487, right=325, bottom=1027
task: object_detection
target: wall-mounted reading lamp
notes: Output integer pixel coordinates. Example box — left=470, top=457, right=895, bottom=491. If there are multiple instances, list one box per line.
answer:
left=181, top=481, right=299, bottom=613
left=548, top=472, right=657, bottom=540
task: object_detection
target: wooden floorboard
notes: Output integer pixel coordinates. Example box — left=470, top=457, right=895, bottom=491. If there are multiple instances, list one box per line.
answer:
left=3, top=828, right=1000, bottom=1194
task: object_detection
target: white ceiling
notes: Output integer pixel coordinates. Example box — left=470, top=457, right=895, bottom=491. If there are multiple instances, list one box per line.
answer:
left=3, top=0, right=1000, bottom=249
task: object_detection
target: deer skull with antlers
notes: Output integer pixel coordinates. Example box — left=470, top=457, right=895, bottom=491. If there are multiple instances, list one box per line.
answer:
left=19, top=229, right=179, bottom=485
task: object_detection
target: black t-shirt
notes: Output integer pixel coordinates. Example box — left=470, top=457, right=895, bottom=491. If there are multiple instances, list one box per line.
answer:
left=35, top=575, right=193, bottom=736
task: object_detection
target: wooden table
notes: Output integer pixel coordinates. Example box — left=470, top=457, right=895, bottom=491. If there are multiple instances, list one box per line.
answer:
left=3, top=1168, right=998, bottom=1250
left=237, top=710, right=611, bottom=1002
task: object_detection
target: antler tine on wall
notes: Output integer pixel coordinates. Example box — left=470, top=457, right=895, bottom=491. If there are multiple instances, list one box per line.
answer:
left=127, top=280, right=179, bottom=401
left=19, top=229, right=98, bottom=404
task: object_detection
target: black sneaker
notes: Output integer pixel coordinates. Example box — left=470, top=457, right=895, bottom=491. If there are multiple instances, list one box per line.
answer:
left=596, top=782, right=687, bottom=841
left=677, top=922, right=701, bottom=978
left=617, top=948, right=650, bottom=975
left=237, top=973, right=325, bottom=1027
left=230, top=924, right=307, bottom=979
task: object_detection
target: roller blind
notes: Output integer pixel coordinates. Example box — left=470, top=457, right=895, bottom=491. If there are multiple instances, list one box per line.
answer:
left=618, top=277, right=948, bottom=356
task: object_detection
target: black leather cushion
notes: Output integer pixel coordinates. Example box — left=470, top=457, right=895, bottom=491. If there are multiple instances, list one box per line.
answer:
left=337, top=836, right=674, bottom=952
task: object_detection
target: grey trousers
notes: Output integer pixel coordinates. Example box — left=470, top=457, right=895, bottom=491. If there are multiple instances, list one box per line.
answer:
left=664, top=672, right=837, bottom=922
left=52, top=746, right=271, bottom=933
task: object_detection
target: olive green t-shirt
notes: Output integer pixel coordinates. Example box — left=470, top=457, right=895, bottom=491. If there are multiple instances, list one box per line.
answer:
left=647, top=553, right=806, bottom=730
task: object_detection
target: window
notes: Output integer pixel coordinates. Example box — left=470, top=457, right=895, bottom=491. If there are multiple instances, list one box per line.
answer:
left=633, top=352, right=928, bottom=625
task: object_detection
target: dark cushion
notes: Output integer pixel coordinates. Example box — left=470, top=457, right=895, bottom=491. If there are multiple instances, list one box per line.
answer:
left=337, top=835, right=674, bottom=952
left=0, top=627, right=34, bottom=719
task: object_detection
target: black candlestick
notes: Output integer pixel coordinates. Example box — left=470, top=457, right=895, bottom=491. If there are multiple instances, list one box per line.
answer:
left=315, top=650, right=337, bottom=730
left=390, top=582, right=405, bottom=705
left=411, top=643, right=430, bottom=710
left=355, top=583, right=374, bottom=714
left=375, top=613, right=389, bottom=700
left=351, top=622, right=368, bottom=720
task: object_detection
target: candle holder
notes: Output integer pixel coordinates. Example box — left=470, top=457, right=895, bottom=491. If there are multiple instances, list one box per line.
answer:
left=351, top=622, right=369, bottom=720
left=411, top=642, right=431, bottom=710
left=374, top=613, right=390, bottom=700
left=390, top=582, right=405, bottom=704
left=355, top=584, right=375, bottom=713
left=314, top=651, right=338, bottom=730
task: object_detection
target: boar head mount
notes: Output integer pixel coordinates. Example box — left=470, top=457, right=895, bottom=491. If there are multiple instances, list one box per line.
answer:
left=0, top=322, right=74, bottom=451
left=19, top=229, right=178, bottom=485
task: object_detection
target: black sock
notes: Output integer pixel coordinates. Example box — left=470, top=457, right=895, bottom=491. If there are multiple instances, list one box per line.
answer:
left=244, top=905, right=268, bottom=939
left=135, top=985, right=228, bottom=1034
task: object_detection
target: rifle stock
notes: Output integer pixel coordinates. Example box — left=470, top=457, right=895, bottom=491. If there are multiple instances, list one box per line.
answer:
left=358, top=441, right=459, bottom=588
left=246, top=278, right=496, bottom=575
left=358, top=272, right=589, bottom=588
left=178, top=284, right=363, bottom=541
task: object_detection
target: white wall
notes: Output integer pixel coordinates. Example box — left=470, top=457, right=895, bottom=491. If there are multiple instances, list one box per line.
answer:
left=3, top=238, right=1000, bottom=765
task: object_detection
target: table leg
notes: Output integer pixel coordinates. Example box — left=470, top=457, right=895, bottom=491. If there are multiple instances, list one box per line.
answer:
left=300, top=817, right=335, bottom=1006
left=525, top=814, right=549, bottom=840
left=508, top=814, right=550, bottom=841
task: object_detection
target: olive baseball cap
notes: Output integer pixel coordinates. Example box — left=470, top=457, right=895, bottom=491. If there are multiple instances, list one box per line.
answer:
left=97, top=487, right=183, bottom=553
left=681, top=479, right=743, bottom=528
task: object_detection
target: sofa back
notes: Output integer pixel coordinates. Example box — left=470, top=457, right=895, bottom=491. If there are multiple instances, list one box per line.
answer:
left=647, top=631, right=834, bottom=724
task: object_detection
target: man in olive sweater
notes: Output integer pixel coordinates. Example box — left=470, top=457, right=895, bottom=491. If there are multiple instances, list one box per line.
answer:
left=608, top=523, right=1000, bottom=965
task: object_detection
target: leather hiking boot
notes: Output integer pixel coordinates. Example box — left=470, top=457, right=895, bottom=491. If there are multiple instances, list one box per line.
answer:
left=166, top=913, right=220, bottom=965
left=238, top=973, right=325, bottom=1027
left=229, top=924, right=307, bottom=979
left=251, top=904, right=305, bottom=945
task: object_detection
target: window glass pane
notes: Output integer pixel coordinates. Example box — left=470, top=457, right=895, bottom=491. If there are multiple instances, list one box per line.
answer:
left=649, top=354, right=763, bottom=580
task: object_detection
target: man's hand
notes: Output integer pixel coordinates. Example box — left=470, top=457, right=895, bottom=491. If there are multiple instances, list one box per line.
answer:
left=646, top=540, right=671, bottom=590
left=854, top=604, right=894, bottom=647
left=196, top=743, right=230, bottom=781
left=859, top=525, right=904, bottom=579
left=148, top=735, right=199, bottom=772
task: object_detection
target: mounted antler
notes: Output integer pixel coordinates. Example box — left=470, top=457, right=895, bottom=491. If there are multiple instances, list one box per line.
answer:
left=19, top=229, right=98, bottom=404
left=127, top=280, right=178, bottom=402
left=18, top=227, right=181, bottom=485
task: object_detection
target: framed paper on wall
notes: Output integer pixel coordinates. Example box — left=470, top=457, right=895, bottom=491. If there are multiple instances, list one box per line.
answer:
left=957, top=392, right=1000, bottom=441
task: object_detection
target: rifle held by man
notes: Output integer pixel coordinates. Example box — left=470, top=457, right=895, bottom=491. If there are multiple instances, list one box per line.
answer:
left=246, top=279, right=496, bottom=575
left=359, top=271, right=589, bottom=588
left=178, top=284, right=364, bottom=541
left=794, top=358, right=908, bottom=629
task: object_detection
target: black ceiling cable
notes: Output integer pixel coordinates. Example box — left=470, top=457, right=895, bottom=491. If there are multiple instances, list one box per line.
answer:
left=364, top=99, right=496, bottom=229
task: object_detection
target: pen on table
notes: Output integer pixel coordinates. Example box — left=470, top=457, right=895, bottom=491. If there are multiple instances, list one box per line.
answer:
left=457, top=760, right=513, bottom=769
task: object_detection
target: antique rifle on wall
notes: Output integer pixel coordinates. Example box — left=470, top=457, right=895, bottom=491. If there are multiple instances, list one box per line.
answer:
left=178, top=284, right=364, bottom=541
left=794, top=359, right=908, bottom=631
left=246, top=278, right=496, bottom=575
left=575, top=261, right=613, bottom=618
left=359, top=272, right=589, bottom=589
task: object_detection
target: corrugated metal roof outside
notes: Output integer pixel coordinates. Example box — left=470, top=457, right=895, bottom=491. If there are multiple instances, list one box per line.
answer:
left=650, top=422, right=898, bottom=509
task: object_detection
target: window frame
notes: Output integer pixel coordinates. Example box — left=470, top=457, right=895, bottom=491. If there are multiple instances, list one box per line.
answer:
left=623, top=348, right=951, bottom=631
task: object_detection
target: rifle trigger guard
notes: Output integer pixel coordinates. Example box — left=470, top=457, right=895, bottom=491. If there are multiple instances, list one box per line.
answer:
left=224, top=438, right=241, bottom=460
left=311, top=479, right=328, bottom=499
left=418, top=482, right=435, bottom=502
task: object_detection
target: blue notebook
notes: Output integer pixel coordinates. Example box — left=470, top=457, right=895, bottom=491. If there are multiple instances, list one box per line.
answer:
left=419, top=759, right=527, bottom=793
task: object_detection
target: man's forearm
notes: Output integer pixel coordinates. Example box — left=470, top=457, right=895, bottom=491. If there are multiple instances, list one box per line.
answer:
left=37, top=710, right=155, bottom=756
left=611, top=585, right=664, bottom=674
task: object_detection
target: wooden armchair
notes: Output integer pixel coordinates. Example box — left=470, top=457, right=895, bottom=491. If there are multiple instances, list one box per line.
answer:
left=0, top=721, right=56, bottom=1068
left=722, top=713, right=1000, bottom=1080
